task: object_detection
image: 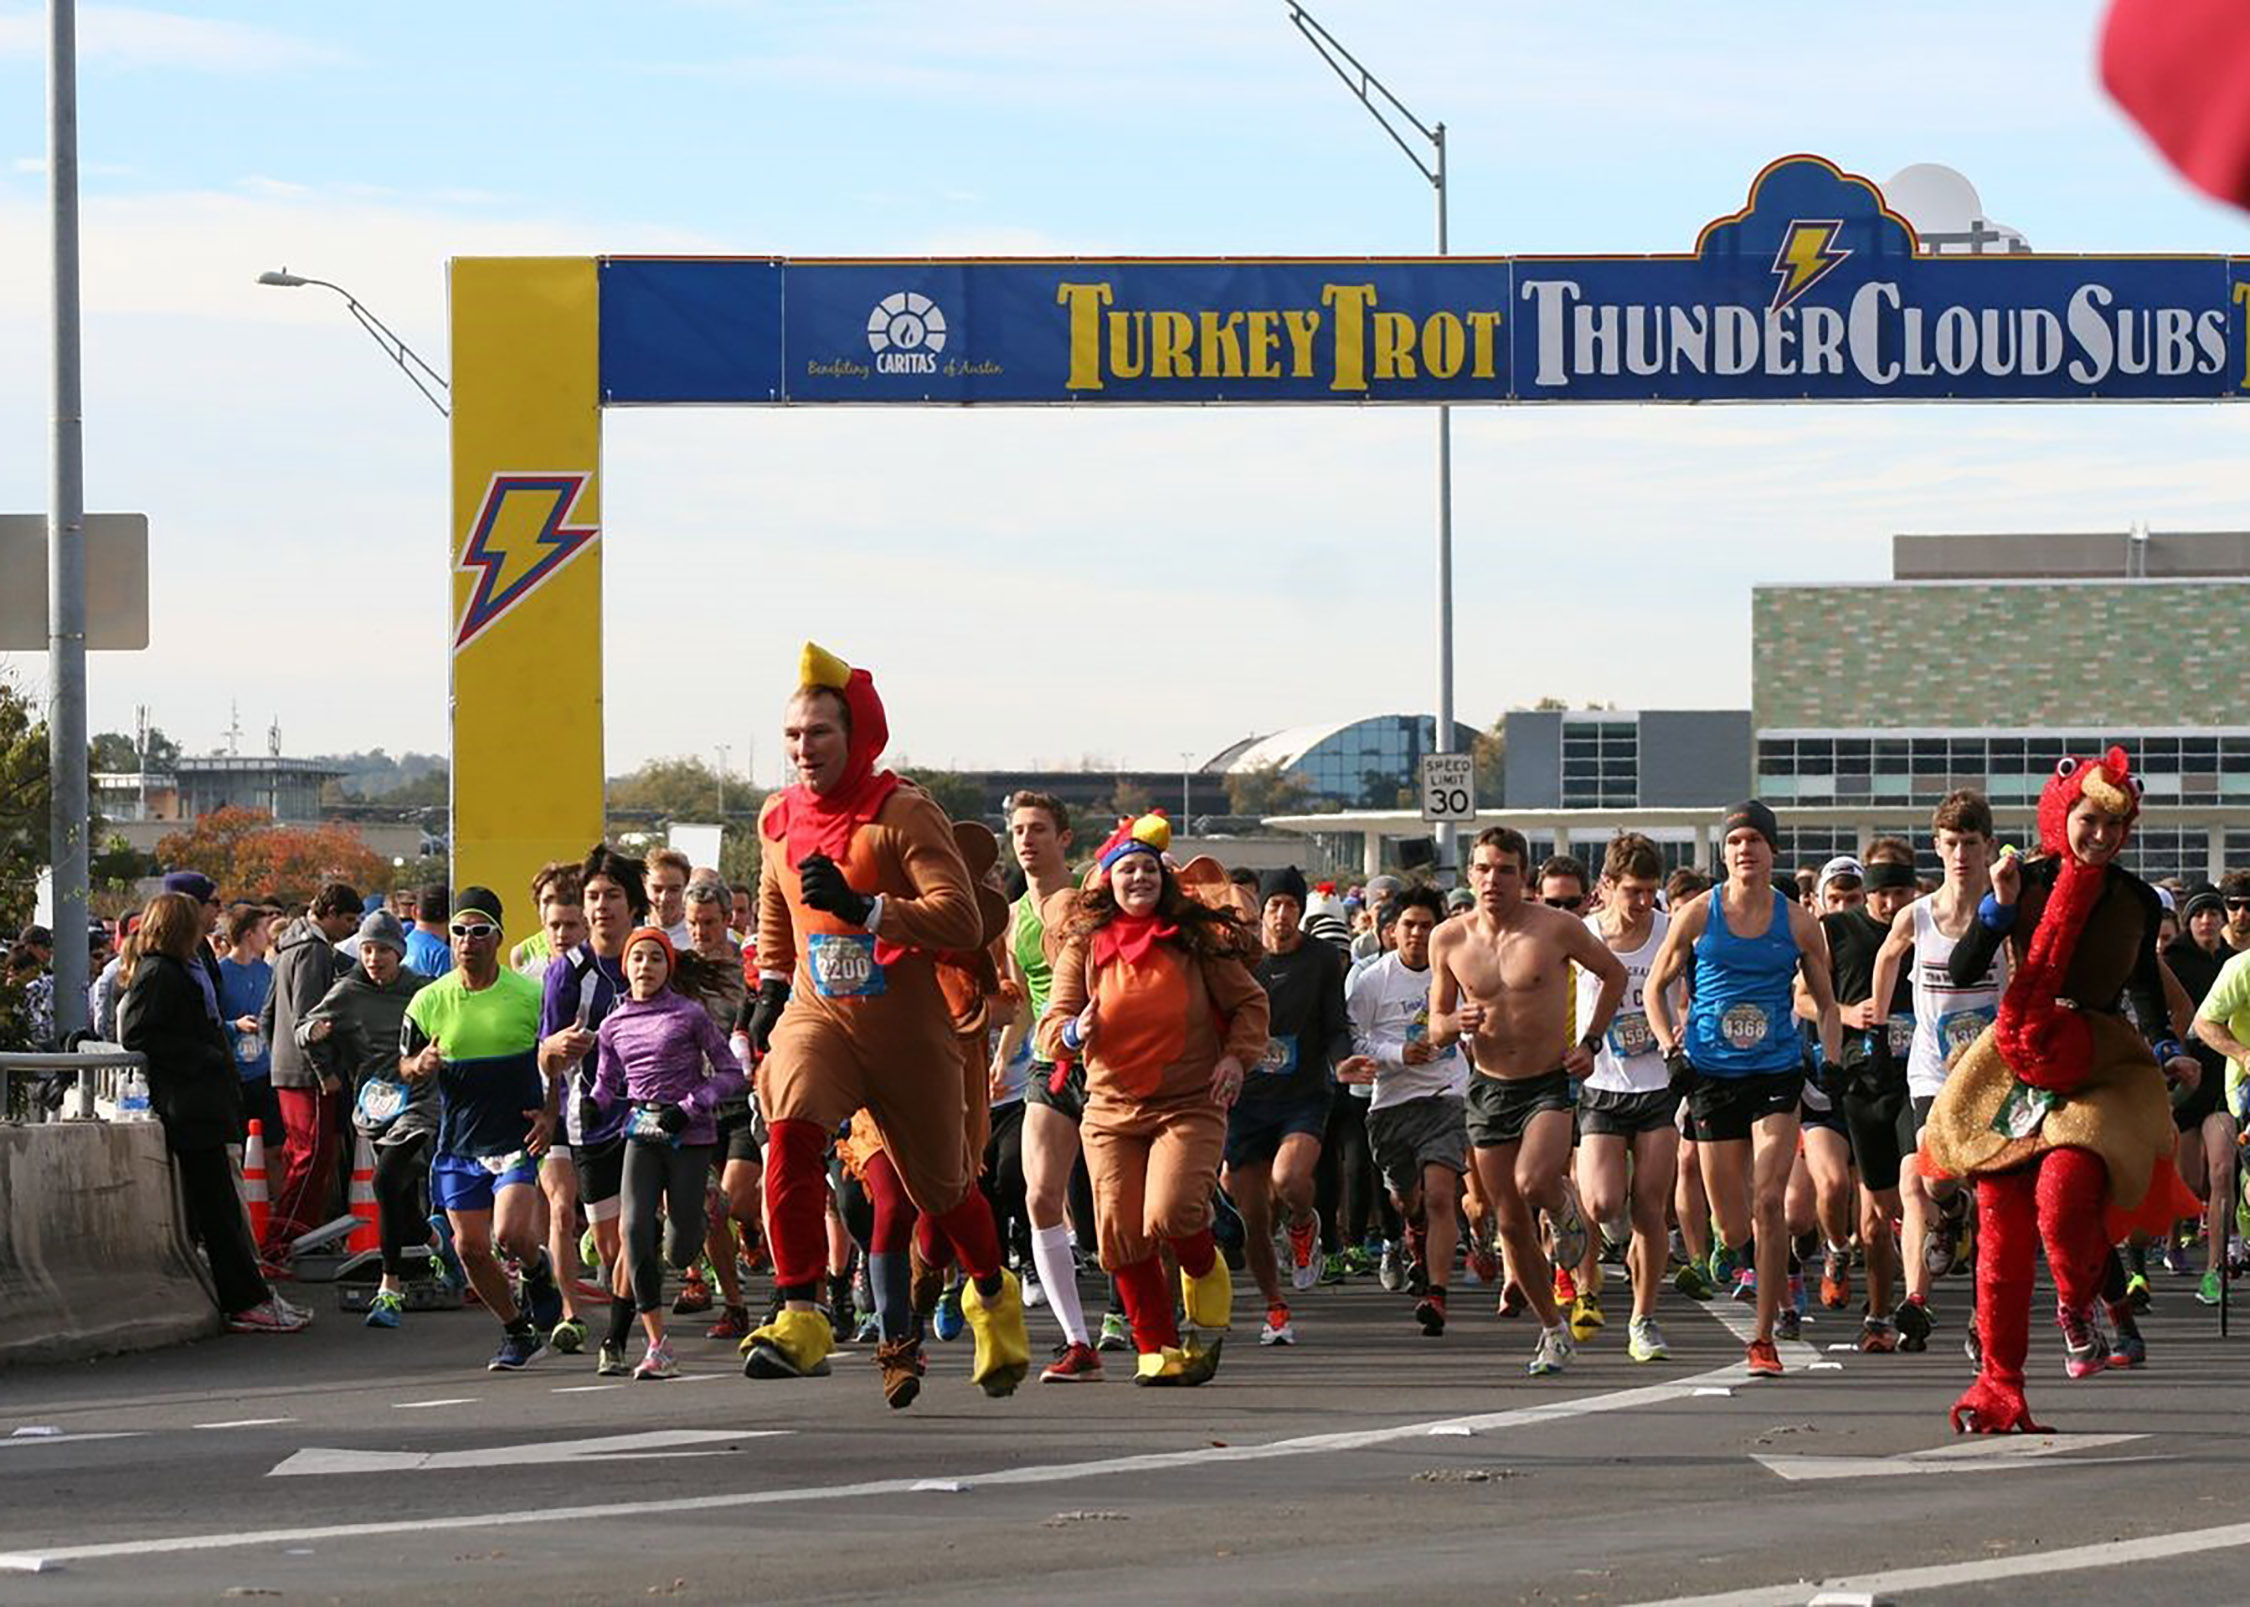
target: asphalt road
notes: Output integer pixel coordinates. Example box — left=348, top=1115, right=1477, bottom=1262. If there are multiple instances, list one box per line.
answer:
left=4, top=1262, right=2248, bottom=1605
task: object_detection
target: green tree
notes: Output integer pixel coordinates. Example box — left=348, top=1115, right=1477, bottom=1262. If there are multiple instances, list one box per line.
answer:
left=89, top=730, right=137, bottom=772
left=1474, top=719, right=1506, bottom=807
left=1223, top=762, right=1314, bottom=817
left=608, top=755, right=762, bottom=824
left=1109, top=778, right=1156, bottom=819
left=0, top=677, right=51, bottom=933
left=899, top=768, right=987, bottom=824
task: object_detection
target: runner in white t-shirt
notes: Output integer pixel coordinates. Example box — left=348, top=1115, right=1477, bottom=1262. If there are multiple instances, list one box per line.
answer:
left=1572, top=833, right=1685, bottom=1363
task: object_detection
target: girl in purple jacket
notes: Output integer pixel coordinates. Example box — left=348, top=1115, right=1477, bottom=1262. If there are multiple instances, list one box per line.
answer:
left=585, top=926, right=741, bottom=1378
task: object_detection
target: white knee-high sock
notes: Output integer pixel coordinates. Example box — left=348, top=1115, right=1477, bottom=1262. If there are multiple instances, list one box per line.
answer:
left=1031, top=1222, right=1088, bottom=1347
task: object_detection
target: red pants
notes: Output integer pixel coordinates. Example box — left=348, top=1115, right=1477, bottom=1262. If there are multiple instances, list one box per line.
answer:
left=265, top=1085, right=336, bottom=1254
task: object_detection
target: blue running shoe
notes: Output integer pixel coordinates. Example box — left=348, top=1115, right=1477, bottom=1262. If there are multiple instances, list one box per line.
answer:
left=933, top=1284, right=965, bottom=1342
left=427, top=1212, right=466, bottom=1294
left=523, top=1255, right=564, bottom=1333
left=487, top=1326, right=546, bottom=1371
left=364, top=1288, right=404, bottom=1330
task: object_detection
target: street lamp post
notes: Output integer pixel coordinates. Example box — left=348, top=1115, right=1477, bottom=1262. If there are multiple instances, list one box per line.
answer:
left=716, top=743, right=730, bottom=817
left=1179, top=751, right=1198, bottom=832
left=256, top=269, right=450, bottom=417
left=47, top=0, right=89, bottom=1043
left=1287, top=4, right=1457, bottom=881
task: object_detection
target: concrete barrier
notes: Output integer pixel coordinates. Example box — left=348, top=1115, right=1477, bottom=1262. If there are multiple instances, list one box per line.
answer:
left=0, top=1122, right=221, bottom=1366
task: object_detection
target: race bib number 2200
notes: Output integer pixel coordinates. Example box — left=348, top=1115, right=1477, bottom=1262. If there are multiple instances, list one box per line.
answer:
left=809, top=933, right=886, bottom=999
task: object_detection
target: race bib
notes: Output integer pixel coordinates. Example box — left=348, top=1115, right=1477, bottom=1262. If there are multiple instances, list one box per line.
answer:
left=1885, top=1015, right=1916, bottom=1060
left=233, top=1029, right=266, bottom=1065
left=478, top=1148, right=530, bottom=1176
left=354, top=1077, right=406, bottom=1130
left=1940, top=1007, right=1995, bottom=1058
left=1253, top=1035, right=1300, bottom=1077
left=1720, top=1002, right=1773, bottom=1051
left=808, top=933, right=886, bottom=999
left=1991, top=1079, right=2057, bottom=1141
left=1607, top=1010, right=1655, bottom=1060
left=627, top=1104, right=679, bottom=1144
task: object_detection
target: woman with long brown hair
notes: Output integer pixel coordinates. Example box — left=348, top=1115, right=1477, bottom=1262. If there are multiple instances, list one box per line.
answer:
left=1037, top=813, right=1268, bottom=1386
left=118, top=892, right=308, bottom=1333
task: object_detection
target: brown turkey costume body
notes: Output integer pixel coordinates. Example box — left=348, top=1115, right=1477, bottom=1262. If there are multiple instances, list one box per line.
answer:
left=740, top=643, right=1030, bottom=1398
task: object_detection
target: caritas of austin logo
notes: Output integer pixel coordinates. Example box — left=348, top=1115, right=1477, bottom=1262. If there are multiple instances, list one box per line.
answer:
left=867, top=291, right=947, bottom=374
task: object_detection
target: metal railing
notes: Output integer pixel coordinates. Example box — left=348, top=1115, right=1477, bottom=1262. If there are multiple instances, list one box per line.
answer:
left=0, top=1046, right=148, bottom=1123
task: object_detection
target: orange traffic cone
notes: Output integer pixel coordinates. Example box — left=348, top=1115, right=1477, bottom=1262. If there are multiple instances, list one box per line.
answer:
left=345, top=1132, right=380, bottom=1255
left=241, top=1119, right=271, bottom=1243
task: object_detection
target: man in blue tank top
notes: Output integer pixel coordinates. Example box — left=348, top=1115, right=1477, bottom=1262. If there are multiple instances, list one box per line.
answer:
left=1647, top=800, right=1841, bottom=1379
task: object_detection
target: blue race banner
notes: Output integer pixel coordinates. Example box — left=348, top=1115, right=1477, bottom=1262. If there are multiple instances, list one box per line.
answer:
left=595, top=156, right=2250, bottom=407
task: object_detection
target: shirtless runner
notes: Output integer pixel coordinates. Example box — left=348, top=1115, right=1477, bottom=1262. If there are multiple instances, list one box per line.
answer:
left=1429, top=826, right=1627, bottom=1376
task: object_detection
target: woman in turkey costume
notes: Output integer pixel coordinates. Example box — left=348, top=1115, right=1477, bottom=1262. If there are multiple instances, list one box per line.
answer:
left=1923, top=747, right=2201, bottom=1433
left=1036, top=812, right=1268, bottom=1385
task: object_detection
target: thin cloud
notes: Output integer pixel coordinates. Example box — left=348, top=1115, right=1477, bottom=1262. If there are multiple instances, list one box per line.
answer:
left=0, top=5, right=345, bottom=72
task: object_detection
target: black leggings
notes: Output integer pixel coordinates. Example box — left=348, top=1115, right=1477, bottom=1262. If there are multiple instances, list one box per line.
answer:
left=981, top=1100, right=1030, bottom=1267
left=622, top=1140, right=714, bottom=1313
left=1315, top=1088, right=1393, bottom=1251
left=173, top=1142, right=268, bottom=1315
left=373, top=1137, right=430, bottom=1279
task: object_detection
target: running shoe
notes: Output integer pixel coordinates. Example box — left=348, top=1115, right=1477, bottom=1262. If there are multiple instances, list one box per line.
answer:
left=1673, top=1262, right=1716, bottom=1301
left=2161, top=1240, right=2193, bottom=1278
left=1744, top=1337, right=1783, bottom=1378
left=1040, top=1340, right=1104, bottom=1382
left=1378, top=1242, right=1404, bottom=1292
left=1466, top=1236, right=1500, bottom=1287
left=1340, top=1244, right=1377, bottom=1277
left=1707, top=1242, right=1743, bottom=1289
left=428, top=1212, right=467, bottom=1293
left=1627, top=1316, right=1668, bottom=1363
left=1598, top=1227, right=1627, bottom=1267
left=1788, top=1273, right=1809, bottom=1319
left=741, top=1307, right=835, bottom=1380
left=1567, top=1292, right=1604, bottom=1343
left=1415, top=1292, right=1447, bottom=1337
left=1776, top=1304, right=1802, bottom=1343
left=2104, top=1300, right=2146, bottom=1368
left=853, top=1310, right=880, bottom=1344
left=1212, top=1187, right=1247, bottom=1271
left=1526, top=1326, right=1574, bottom=1377
left=1547, top=1180, right=1589, bottom=1277
left=1730, top=1268, right=1758, bottom=1304
left=487, top=1326, right=546, bottom=1371
left=579, top=1225, right=600, bottom=1270
left=1497, top=1280, right=1527, bottom=1319
left=1286, top=1212, right=1321, bottom=1293
left=1406, top=1254, right=1430, bottom=1297
left=932, top=1285, right=964, bottom=1342
left=1894, top=1296, right=1932, bottom=1353
left=1261, top=1302, right=1297, bottom=1346
left=523, top=1262, right=564, bottom=1335
left=1819, top=1247, right=1851, bottom=1310
left=877, top=1335, right=925, bottom=1409
left=363, top=1288, right=405, bottom=1330
left=633, top=1338, right=679, bottom=1381
left=2057, top=1302, right=2105, bottom=1379
left=1857, top=1316, right=1899, bottom=1353
left=1964, top=1325, right=1982, bottom=1370
left=2198, top=1269, right=2225, bottom=1307
left=2125, top=1270, right=2152, bottom=1310
left=596, top=1341, right=630, bottom=1377
left=549, top=1315, right=589, bottom=1355
left=227, top=1297, right=311, bottom=1335
left=672, top=1269, right=712, bottom=1315
left=706, top=1305, right=751, bottom=1341
left=1319, top=1253, right=1347, bottom=1286
left=1552, top=1266, right=1579, bottom=1306
left=1022, top=1274, right=1046, bottom=1310
left=1097, top=1310, right=1133, bottom=1353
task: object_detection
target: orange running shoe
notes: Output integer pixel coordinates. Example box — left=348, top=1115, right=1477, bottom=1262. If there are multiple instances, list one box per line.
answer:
left=1745, top=1337, right=1784, bottom=1378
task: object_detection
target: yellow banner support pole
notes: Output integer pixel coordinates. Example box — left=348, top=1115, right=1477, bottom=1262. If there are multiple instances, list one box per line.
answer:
left=446, top=257, right=604, bottom=920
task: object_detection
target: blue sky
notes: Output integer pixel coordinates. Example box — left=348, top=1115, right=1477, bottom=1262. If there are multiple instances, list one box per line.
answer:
left=3, top=1, right=2247, bottom=784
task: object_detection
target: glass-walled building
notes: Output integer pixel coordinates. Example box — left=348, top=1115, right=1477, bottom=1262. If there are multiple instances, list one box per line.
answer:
left=1207, top=715, right=1482, bottom=809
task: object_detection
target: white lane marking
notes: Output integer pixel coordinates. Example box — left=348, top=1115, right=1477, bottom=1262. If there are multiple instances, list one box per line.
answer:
left=269, top=1428, right=786, bottom=1477
left=0, top=1359, right=1745, bottom=1567
left=1695, top=1295, right=1824, bottom=1371
left=550, top=1385, right=623, bottom=1394
left=1629, top=1516, right=2250, bottom=1605
left=0, top=1433, right=146, bottom=1450
left=193, top=1419, right=297, bottom=1430
left=389, top=1399, right=478, bottom=1411
left=1754, top=1430, right=2156, bottom=1482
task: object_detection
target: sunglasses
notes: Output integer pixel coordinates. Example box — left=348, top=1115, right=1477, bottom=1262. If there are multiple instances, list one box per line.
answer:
left=449, top=921, right=499, bottom=940
left=1543, top=894, right=1585, bottom=910
left=2228, top=899, right=2250, bottom=911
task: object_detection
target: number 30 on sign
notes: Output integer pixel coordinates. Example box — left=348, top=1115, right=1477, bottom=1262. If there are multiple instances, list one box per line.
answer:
left=1420, top=753, right=1476, bottom=824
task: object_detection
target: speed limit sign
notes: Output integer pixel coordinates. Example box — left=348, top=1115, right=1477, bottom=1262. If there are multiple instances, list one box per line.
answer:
left=1419, top=753, right=1477, bottom=824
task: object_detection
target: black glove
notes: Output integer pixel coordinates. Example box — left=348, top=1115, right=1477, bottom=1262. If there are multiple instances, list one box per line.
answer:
left=1664, top=1047, right=1698, bottom=1101
left=576, top=1094, right=603, bottom=1135
left=747, top=978, right=790, bottom=1056
left=796, top=853, right=874, bottom=927
left=655, top=1102, right=689, bottom=1136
